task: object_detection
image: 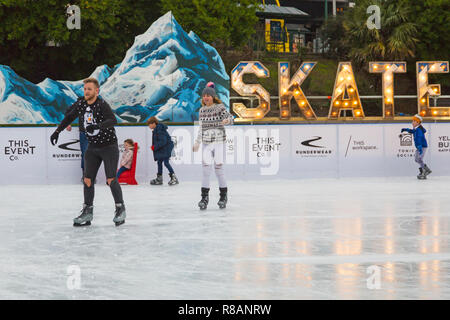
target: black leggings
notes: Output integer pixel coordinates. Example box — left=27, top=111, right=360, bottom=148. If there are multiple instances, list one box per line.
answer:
left=83, top=143, right=123, bottom=206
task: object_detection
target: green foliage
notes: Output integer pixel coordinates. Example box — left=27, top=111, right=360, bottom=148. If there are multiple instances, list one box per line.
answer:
left=343, top=0, right=419, bottom=65
left=0, top=0, right=161, bottom=82
left=318, top=14, right=351, bottom=60
left=399, top=0, right=450, bottom=61
left=320, top=0, right=449, bottom=64
left=160, top=0, right=260, bottom=48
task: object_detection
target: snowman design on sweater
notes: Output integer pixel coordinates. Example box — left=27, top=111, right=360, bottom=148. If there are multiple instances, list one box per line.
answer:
left=79, top=99, right=117, bottom=146
left=58, top=97, right=118, bottom=147
left=84, top=106, right=100, bottom=137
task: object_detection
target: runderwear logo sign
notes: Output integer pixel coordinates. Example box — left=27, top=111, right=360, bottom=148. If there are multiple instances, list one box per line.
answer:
left=296, top=136, right=333, bottom=158
left=58, top=139, right=81, bottom=151
left=3, top=139, right=36, bottom=161
left=301, top=136, right=325, bottom=148
left=52, top=139, right=81, bottom=161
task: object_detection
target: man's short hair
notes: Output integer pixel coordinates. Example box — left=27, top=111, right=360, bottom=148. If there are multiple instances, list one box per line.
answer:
left=146, top=116, right=159, bottom=125
left=83, top=77, right=100, bottom=88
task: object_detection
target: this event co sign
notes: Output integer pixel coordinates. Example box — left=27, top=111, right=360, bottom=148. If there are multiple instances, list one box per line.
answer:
left=231, top=61, right=449, bottom=120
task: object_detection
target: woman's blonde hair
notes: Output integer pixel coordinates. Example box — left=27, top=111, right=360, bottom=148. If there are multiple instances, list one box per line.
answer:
left=201, top=96, right=222, bottom=107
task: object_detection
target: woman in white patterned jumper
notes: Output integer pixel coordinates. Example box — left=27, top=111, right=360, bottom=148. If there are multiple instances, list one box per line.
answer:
left=193, top=82, right=234, bottom=210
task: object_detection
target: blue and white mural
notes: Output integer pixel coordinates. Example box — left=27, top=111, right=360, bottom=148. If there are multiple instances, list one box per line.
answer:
left=0, top=11, right=230, bottom=124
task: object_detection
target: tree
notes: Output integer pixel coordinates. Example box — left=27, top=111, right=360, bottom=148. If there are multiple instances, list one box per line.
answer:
left=399, top=0, right=450, bottom=61
left=160, top=0, right=260, bottom=49
left=317, top=13, right=351, bottom=60
left=343, top=0, right=419, bottom=65
left=0, top=0, right=162, bottom=82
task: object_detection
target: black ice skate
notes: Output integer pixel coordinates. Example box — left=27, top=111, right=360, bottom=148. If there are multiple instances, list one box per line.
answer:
left=168, top=173, right=179, bottom=186
left=73, top=204, right=93, bottom=227
left=198, top=188, right=209, bottom=210
left=417, top=168, right=426, bottom=180
left=113, top=203, right=126, bottom=226
left=423, top=164, right=432, bottom=177
left=150, top=174, right=163, bottom=185
left=217, top=187, right=228, bottom=209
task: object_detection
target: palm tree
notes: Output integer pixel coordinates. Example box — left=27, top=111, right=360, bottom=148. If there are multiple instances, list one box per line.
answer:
left=344, top=0, right=418, bottom=65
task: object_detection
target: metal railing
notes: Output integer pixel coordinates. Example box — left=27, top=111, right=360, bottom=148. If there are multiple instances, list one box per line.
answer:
left=230, top=95, right=450, bottom=108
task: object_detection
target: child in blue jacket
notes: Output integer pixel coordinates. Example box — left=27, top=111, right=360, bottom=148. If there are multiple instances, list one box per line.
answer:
left=401, top=114, right=431, bottom=179
left=147, top=116, right=178, bottom=185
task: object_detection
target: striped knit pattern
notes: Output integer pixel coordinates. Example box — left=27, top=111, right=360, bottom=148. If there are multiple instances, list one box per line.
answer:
left=196, top=103, right=234, bottom=144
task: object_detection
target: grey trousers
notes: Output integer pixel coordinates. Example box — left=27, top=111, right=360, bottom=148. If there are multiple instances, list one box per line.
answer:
left=414, top=148, right=427, bottom=168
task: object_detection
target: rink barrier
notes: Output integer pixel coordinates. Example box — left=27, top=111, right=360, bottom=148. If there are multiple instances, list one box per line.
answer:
left=1, top=123, right=450, bottom=184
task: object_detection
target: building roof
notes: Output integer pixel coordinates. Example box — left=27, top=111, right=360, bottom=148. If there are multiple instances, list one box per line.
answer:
left=257, top=4, right=309, bottom=18
left=285, top=23, right=311, bottom=33
left=263, top=0, right=348, bottom=3
left=301, top=0, right=348, bottom=2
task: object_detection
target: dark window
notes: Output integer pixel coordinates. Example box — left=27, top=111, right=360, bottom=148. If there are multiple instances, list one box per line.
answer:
left=270, top=21, right=283, bottom=42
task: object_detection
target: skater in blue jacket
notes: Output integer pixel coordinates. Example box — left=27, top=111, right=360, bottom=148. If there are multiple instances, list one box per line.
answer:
left=401, top=114, right=432, bottom=179
left=147, top=116, right=178, bottom=185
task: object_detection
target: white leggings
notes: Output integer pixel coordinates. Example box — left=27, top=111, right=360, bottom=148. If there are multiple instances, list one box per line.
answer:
left=202, top=143, right=227, bottom=188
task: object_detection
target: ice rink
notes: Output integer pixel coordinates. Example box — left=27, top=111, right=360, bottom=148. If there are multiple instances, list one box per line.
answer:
left=1, top=176, right=450, bottom=300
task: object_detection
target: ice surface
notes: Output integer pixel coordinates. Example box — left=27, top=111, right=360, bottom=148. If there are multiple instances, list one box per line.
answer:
left=0, top=177, right=449, bottom=299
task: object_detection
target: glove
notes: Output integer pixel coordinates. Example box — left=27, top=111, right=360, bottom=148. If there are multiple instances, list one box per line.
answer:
left=50, top=131, right=59, bottom=146
left=151, top=145, right=155, bottom=151
left=401, top=128, right=407, bottom=132
left=85, top=124, right=100, bottom=134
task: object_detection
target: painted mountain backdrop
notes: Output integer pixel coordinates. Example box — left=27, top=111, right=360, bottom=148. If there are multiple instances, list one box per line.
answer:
left=0, top=11, right=230, bottom=124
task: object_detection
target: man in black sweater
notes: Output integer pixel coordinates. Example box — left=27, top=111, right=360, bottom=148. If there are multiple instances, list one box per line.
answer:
left=50, top=78, right=126, bottom=227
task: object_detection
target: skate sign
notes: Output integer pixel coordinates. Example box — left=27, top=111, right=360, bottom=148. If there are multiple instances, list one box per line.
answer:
left=231, top=61, right=449, bottom=121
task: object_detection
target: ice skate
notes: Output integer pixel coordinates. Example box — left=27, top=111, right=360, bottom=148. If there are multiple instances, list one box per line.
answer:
left=168, top=173, right=179, bottom=186
left=417, top=168, right=426, bottom=180
left=217, top=187, right=228, bottom=209
left=73, top=204, right=93, bottom=227
left=423, top=164, right=432, bottom=177
left=198, top=188, right=209, bottom=210
left=113, top=203, right=126, bottom=226
left=150, top=174, right=163, bottom=185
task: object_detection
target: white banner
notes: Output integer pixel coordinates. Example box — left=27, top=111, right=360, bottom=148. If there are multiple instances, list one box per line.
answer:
left=47, top=127, right=84, bottom=183
left=338, top=124, right=384, bottom=177
left=0, top=128, right=47, bottom=184
left=241, top=126, right=287, bottom=179
left=1, top=123, right=449, bottom=184
left=428, top=123, right=450, bottom=176
left=383, top=123, right=426, bottom=176
left=291, top=124, right=338, bottom=179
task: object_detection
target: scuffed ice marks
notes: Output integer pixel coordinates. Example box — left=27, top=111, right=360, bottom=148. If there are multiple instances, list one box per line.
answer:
left=0, top=11, right=229, bottom=124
